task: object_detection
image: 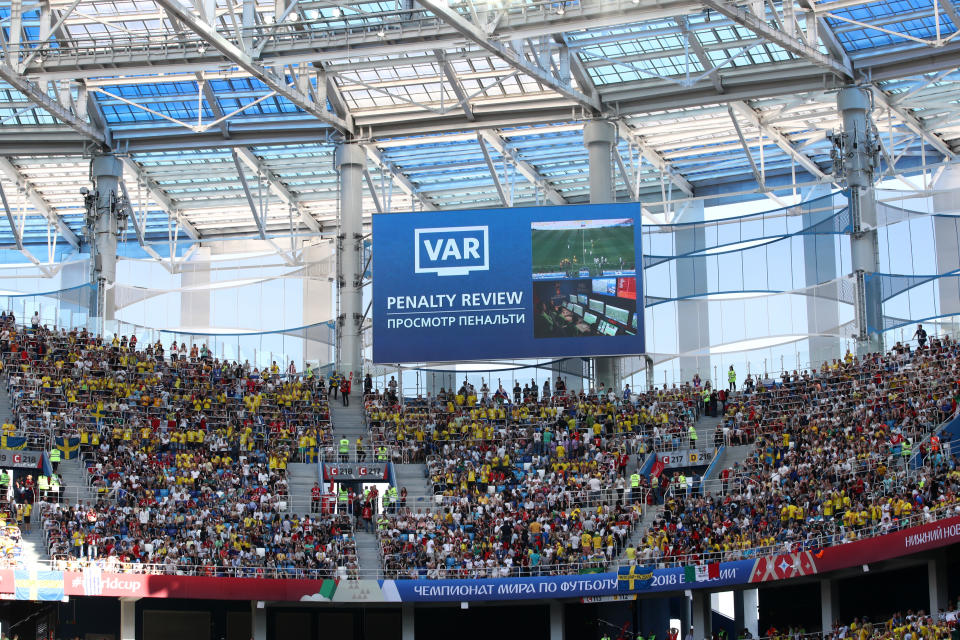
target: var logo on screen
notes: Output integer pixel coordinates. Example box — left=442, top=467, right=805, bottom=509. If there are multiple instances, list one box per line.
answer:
left=414, top=226, right=489, bottom=276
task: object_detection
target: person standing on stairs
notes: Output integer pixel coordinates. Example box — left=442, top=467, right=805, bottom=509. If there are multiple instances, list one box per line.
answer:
left=311, top=482, right=321, bottom=514
left=329, top=371, right=340, bottom=400
left=340, top=376, right=351, bottom=406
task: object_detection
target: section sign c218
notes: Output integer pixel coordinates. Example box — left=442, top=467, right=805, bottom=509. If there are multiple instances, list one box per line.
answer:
left=371, top=203, right=644, bottom=363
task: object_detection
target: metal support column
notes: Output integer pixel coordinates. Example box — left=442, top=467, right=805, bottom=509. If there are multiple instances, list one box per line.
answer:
left=733, top=589, right=759, bottom=638
left=928, top=553, right=949, bottom=618
left=834, top=87, right=882, bottom=354
left=584, top=119, right=620, bottom=392
left=336, top=143, right=365, bottom=386
left=549, top=601, right=565, bottom=640
left=251, top=601, right=266, bottom=640
left=401, top=604, right=415, bottom=640
left=820, top=578, right=838, bottom=634
left=691, top=591, right=713, bottom=640
left=86, top=155, right=125, bottom=324
left=120, top=599, right=137, bottom=640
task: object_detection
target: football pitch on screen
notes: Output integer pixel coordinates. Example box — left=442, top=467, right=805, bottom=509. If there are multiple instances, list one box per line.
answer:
left=531, top=225, right=635, bottom=276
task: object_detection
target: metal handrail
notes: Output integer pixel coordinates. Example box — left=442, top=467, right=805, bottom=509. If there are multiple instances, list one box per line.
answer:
left=18, top=504, right=954, bottom=581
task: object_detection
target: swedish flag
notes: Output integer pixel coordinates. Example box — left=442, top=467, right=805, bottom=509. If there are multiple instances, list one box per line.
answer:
left=55, top=437, right=80, bottom=460
left=1, top=436, right=27, bottom=450
left=303, top=447, right=318, bottom=464
left=14, top=569, right=64, bottom=601
left=617, top=565, right=655, bottom=591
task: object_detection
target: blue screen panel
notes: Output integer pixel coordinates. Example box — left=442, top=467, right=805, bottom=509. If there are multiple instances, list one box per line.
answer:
left=372, top=203, right=644, bottom=362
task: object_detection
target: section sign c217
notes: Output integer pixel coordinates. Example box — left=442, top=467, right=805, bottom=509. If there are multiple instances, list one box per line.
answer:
left=371, top=203, right=644, bottom=363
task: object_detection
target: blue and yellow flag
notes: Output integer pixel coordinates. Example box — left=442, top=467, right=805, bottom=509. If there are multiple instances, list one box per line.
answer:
left=303, top=447, right=318, bottom=464
left=55, top=437, right=80, bottom=460
left=0, top=436, right=27, bottom=450
left=14, top=569, right=64, bottom=601
left=617, top=565, right=655, bottom=591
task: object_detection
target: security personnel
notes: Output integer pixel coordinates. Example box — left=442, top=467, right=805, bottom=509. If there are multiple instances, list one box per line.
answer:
left=0, top=469, right=9, bottom=495
left=688, top=424, right=698, bottom=448
left=339, top=437, right=350, bottom=462
left=385, top=486, right=398, bottom=513
left=49, top=446, right=61, bottom=471
left=901, top=438, right=913, bottom=464
left=701, top=388, right=710, bottom=417
left=629, top=471, right=641, bottom=503
left=337, top=485, right=349, bottom=513
left=728, top=365, right=736, bottom=391
left=37, top=474, right=49, bottom=499
left=677, top=472, right=687, bottom=496
left=376, top=446, right=389, bottom=462
left=49, top=474, right=60, bottom=503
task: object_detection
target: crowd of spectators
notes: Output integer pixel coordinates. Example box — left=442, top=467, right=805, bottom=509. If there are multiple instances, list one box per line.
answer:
left=0, top=314, right=358, bottom=578
left=0, top=308, right=958, bottom=581
left=365, top=336, right=960, bottom=578
left=630, top=338, right=960, bottom=567
left=365, top=377, right=707, bottom=577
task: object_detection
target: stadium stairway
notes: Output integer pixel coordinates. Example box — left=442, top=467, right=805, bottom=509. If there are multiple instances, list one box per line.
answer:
left=353, top=530, right=381, bottom=578
left=56, top=458, right=98, bottom=505
left=703, top=443, right=754, bottom=492
left=18, top=519, right=47, bottom=566
left=393, top=464, right=433, bottom=507
left=609, top=504, right=659, bottom=571
left=607, top=411, right=725, bottom=570
left=286, top=462, right=318, bottom=517
left=0, top=382, right=14, bottom=426
left=328, top=395, right=369, bottom=455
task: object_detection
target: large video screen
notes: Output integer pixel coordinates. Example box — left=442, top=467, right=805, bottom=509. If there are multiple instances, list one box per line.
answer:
left=592, top=278, right=617, bottom=296
left=372, top=203, right=644, bottom=363
left=605, top=304, right=630, bottom=325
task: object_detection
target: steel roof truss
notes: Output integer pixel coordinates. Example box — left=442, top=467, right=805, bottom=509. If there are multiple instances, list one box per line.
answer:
left=476, top=129, right=567, bottom=205
left=699, top=0, right=853, bottom=80
left=616, top=124, right=694, bottom=197
left=233, top=146, right=321, bottom=232
left=362, top=144, right=438, bottom=211
left=0, top=62, right=106, bottom=147
left=416, top=0, right=600, bottom=112
left=120, top=157, right=201, bottom=240
left=869, top=85, right=955, bottom=159
left=729, top=101, right=828, bottom=179
left=0, top=157, right=80, bottom=248
left=154, top=0, right=354, bottom=135
left=476, top=133, right=508, bottom=206
left=436, top=50, right=475, bottom=122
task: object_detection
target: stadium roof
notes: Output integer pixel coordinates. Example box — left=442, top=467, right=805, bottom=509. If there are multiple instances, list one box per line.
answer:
left=0, top=0, right=957, bottom=254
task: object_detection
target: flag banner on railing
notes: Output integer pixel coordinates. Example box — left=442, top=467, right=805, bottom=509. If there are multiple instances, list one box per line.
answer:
left=14, top=569, right=64, bottom=601
left=617, top=565, right=654, bottom=590
left=0, top=514, right=955, bottom=603
left=55, top=437, right=80, bottom=460
left=303, top=447, right=318, bottom=464
left=650, top=454, right=664, bottom=478
left=0, top=436, right=26, bottom=450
